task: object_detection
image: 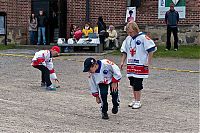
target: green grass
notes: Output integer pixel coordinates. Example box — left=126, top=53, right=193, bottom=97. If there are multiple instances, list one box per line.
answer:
left=0, top=44, right=16, bottom=50
left=154, top=45, right=200, bottom=59
left=111, top=45, right=200, bottom=59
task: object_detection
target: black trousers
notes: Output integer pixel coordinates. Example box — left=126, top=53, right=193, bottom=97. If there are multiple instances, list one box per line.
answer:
left=99, top=35, right=105, bottom=50
left=33, top=65, right=52, bottom=87
left=166, top=26, right=178, bottom=50
left=99, top=83, right=119, bottom=113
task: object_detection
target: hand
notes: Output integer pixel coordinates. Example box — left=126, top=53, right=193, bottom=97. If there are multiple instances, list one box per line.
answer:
left=96, top=96, right=101, bottom=104
left=54, top=79, right=59, bottom=83
left=111, top=83, right=118, bottom=92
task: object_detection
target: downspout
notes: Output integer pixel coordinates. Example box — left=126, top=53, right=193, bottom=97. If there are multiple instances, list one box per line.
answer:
left=86, top=0, right=90, bottom=22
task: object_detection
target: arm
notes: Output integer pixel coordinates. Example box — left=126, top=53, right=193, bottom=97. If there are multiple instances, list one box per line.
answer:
left=114, top=30, right=118, bottom=39
left=177, top=12, right=179, bottom=24
left=45, top=51, right=58, bottom=81
left=165, top=12, right=168, bottom=24
left=88, top=74, right=99, bottom=97
left=90, top=28, right=93, bottom=33
left=34, top=18, right=38, bottom=29
left=120, top=53, right=127, bottom=70
left=146, top=51, right=154, bottom=66
left=143, top=35, right=157, bottom=66
left=105, top=60, right=122, bottom=92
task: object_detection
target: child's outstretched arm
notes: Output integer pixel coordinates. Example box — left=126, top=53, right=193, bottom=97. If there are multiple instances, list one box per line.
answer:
left=88, top=74, right=99, bottom=97
left=88, top=75, right=101, bottom=104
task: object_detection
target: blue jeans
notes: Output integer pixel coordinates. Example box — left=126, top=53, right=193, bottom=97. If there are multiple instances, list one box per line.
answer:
left=29, top=31, right=36, bottom=45
left=37, top=27, right=46, bottom=45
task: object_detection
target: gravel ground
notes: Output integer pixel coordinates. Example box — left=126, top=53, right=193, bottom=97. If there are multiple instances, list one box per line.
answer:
left=0, top=49, right=199, bottom=132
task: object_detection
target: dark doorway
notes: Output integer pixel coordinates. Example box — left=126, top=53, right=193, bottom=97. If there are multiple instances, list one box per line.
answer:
left=31, top=0, right=66, bottom=44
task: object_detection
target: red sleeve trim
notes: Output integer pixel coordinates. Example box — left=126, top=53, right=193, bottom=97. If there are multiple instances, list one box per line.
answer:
left=49, top=69, right=55, bottom=74
left=92, top=92, right=99, bottom=97
left=112, top=77, right=119, bottom=83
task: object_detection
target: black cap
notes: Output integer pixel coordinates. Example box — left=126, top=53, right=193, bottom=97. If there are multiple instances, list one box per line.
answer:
left=83, top=58, right=96, bottom=72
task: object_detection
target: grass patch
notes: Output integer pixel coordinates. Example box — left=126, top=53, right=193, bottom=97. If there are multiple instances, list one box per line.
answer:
left=0, top=44, right=16, bottom=50
left=154, top=45, right=200, bottom=59
left=110, top=45, right=200, bottom=59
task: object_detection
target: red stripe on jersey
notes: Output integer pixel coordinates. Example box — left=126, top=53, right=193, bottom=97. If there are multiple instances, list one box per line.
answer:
left=31, top=57, right=45, bottom=66
left=127, top=65, right=149, bottom=75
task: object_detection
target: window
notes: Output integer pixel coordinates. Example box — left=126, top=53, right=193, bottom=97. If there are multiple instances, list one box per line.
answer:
left=127, top=0, right=141, bottom=8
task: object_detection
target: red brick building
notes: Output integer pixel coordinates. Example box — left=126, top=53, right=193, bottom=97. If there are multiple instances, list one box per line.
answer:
left=0, top=0, right=199, bottom=44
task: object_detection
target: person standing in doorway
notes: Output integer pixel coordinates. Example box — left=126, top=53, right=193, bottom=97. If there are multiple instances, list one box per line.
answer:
left=97, top=16, right=107, bottom=50
left=165, top=3, right=179, bottom=51
left=28, top=13, right=37, bottom=45
left=37, top=10, right=47, bottom=45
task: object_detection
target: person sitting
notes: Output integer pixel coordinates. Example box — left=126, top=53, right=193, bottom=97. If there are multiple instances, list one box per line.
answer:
left=82, top=23, right=93, bottom=38
left=105, top=25, right=118, bottom=49
left=70, top=24, right=78, bottom=38
left=71, top=25, right=82, bottom=41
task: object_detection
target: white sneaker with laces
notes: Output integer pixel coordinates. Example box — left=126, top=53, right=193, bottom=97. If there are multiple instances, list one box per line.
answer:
left=132, top=101, right=142, bottom=109
left=128, top=100, right=135, bottom=107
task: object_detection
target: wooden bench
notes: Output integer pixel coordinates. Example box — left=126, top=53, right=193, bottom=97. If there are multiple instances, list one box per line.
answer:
left=58, top=43, right=103, bottom=53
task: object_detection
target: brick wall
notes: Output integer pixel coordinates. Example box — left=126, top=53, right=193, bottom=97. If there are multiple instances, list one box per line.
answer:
left=0, top=0, right=31, bottom=28
left=0, top=0, right=199, bottom=43
left=67, top=0, right=200, bottom=37
left=136, top=0, right=200, bottom=25
left=0, top=0, right=31, bottom=44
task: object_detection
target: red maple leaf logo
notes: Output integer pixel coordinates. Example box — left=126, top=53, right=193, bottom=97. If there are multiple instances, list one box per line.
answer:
left=130, top=48, right=136, bottom=57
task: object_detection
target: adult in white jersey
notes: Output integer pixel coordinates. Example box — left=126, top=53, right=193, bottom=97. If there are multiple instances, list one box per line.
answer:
left=120, top=21, right=157, bottom=109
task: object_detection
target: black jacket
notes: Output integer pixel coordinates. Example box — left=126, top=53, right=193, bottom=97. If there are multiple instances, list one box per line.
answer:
left=37, top=15, right=47, bottom=27
left=165, top=10, right=179, bottom=27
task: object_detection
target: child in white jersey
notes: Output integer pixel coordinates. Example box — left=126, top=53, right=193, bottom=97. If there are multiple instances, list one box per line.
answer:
left=120, top=21, right=157, bottom=109
left=31, top=46, right=60, bottom=91
left=83, top=57, right=122, bottom=119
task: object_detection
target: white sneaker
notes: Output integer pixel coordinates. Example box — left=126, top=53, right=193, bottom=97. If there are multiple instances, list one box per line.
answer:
left=132, top=101, right=142, bottom=109
left=128, top=100, right=135, bottom=107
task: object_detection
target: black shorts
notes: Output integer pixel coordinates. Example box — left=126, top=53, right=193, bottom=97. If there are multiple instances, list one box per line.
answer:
left=128, top=77, right=143, bottom=91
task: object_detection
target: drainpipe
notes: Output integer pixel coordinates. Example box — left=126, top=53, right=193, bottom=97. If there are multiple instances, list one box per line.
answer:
left=86, top=0, right=90, bottom=22
left=58, top=0, right=61, bottom=37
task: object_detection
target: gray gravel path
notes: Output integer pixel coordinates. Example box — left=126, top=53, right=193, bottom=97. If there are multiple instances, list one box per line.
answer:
left=0, top=49, right=199, bottom=132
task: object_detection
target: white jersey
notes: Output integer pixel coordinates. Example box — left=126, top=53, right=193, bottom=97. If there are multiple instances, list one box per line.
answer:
left=120, top=32, right=157, bottom=78
left=31, top=50, right=57, bottom=79
left=88, top=59, right=122, bottom=96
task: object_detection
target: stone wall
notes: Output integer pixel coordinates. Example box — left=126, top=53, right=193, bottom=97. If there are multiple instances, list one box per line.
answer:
left=116, top=24, right=200, bottom=47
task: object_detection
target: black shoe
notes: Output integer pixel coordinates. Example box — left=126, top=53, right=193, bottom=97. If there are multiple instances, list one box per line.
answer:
left=112, top=106, right=118, bottom=114
left=41, top=82, right=46, bottom=87
left=102, top=113, right=109, bottom=120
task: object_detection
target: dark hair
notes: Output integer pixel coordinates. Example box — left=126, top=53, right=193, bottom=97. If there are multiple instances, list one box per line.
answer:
left=129, top=10, right=133, bottom=14
left=98, top=16, right=103, bottom=22
left=30, top=14, right=36, bottom=23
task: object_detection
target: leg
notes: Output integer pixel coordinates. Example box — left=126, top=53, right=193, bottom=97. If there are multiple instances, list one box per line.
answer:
left=128, top=77, right=143, bottom=109
left=99, top=83, right=109, bottom=113
left=166, top=26, right=172, bottom=50
left=37, top=27, right=41, bottom=45
left=172, top=27, right=178, bottom=50
left=29, top=31, right=34, bottom=45
left=33, top=31, right=36, bottom=45
left=33, top=65, right=52, bottom=87
left=99, top=35, right=105, bottom=50
left=41, top=27, right=46, bottom=45
left=105, top=39, right=110, bottom=49
left=110, top=83, right=119, bottom=107
left=110, top=83, right=119, bottom=114
left=114, top=38, right=119, bottom=48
